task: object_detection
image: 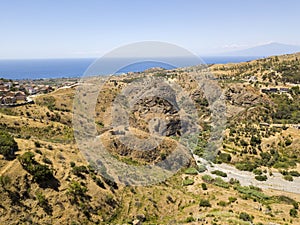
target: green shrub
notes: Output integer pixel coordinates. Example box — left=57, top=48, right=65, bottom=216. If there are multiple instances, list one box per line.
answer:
left=18, top=152, right=53, bottom=183
left=290, top=208, right=298, bottom=217
left=72, top=166, right=89, bottom=177
left=228, top=197, right=237, bottom=203
left=0, top=175, right=11, bottom=189
left=255, top=175, right=268, bottom=181
left=289, top=171, right=300, bottom=177
left=283, top=175, right=293, bottom=181
left=239, top=212, right=253, bottom=222
left=67, top=180, right=87, bottom=197
left=202, top=174, right=214, bottom=183
left=36, top=191, right=47, bottom=207
left=235, top=162, right=257, bottom=171
left=293, top=201, right=299, bottom=210
left=218, top=153, right=232, bottom=163
left=218, top=201, right=227, bottom=207
left=211, top=170, right=227, bottom=177
left=197, top=164, right=207, bottom=173
left=34, top=141, right=41, bottom=148
left=185, top=216, right=195, bottom=223
left=183, top=178, right=194, bottom=186
left=253, top=169, right=263, bottom=175
left=35, top=149, right=42, bottom=155
left=201, top=183, right=207, bottom=190
left=199, top=199, right=211, bottom=207
left=31, top=164, right=53, bottom=182
left=214, top=177, right=230, bottom=189
left=250, top=136, right=261, bottom=146
left=94, top=177, right=105, bottom=189
left=234, top=185, right=269, bottom=201
left=0, top=130, right=18, bottom=159
left=42, top=157, right=52, bottom=165
left=184, top=167, right=198, bottom=175
left=229, top=178, right=240, bottom=185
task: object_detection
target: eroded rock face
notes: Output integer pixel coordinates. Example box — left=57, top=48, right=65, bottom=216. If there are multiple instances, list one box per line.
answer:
left=130, top=96, right=181, bottom=137
left=225, top=84, right=270, bottom=106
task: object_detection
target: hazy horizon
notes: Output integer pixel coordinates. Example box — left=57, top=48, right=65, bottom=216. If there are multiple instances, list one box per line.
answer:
left=1, top=0, right=300, bottom=59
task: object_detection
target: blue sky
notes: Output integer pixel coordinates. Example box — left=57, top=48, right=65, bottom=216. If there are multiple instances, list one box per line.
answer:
left=1, top=0, right=299, bottom=59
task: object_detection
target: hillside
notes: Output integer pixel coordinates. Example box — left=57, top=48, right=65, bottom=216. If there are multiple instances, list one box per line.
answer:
left=0, top=53, right=300, bottom=225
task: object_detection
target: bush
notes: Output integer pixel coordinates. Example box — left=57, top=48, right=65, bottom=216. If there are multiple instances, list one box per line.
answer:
left=235, top=162, right=257, bottom=171
left=199, top=199, right=211, bottom=207
left=0, top=130, right=18, bottom=159
left=202, top=174, right=214, bottom=183
left=72, top=166, right=89, bottom=177
left=0, top=175, right=11, bottom=189
left=34, top=141, right=41, bottom=148
left=283, top=175, right=293, bottom=181
left=253, top=169, right=263, bottom=175
left=234, top=185, right=269, bottom=201
left=201, top=183, right=207, bottom=190
left=211, top=170, right=227, bottom=177
left=18, top=152, right=53, bottom=183
left=289, top=171, right=300, bottom=177
left=183, top=178, right=194, bottom=186
left=255, top=175, right=268, bottom=181
left=214, top=177, right=230, bottom=189
left=218, top=153, right=232, bottom=163
left=228, top=197, right=237, bottom=203
left=293, top=201, right=299, bottom=210
left=290, top=208, right=298, bottom=217
left=184, top=167, right=198, bottom=175
left=239, top=212, right=253, bottom=222
left=31, top=164, right=53, bottom=183
left=218, top=201, right=227, bottom=207
left=185, top=216, right=195, bottom=223
left=67, top=180, right=87, bottom=197
left=197, top=164, right=207, bottom=173
left=250, top=136, right=261, bottom=146
left=94, top=177, right=105, bottom=189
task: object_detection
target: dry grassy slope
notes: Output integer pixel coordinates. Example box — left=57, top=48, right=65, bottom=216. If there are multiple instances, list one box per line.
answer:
left=0, top=54, right=300, bottom=224
left=210, top=52, right=300, bottom=81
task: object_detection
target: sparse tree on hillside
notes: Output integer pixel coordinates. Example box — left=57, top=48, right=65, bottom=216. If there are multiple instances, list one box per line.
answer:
left=0, top=130, right=18, bottom=159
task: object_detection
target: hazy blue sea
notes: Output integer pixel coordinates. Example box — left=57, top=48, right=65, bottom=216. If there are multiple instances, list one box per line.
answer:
left=0, top=56, right=260, bottom=80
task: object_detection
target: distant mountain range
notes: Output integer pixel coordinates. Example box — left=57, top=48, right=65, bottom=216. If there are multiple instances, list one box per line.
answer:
left=219, top=42, right=300, bottom=57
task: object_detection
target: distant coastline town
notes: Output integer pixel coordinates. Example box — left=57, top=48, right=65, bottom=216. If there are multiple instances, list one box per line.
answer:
left=0, top=78, right=78, bottom=107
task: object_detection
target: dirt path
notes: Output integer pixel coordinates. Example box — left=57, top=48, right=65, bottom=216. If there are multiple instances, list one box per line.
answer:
left=0, top=159, right=17, bottom=176
left=194, top=155, right=300, bottom=194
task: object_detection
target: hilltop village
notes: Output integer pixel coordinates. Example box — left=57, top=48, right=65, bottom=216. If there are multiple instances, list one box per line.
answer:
left=0, top=78, right=78, bottom=106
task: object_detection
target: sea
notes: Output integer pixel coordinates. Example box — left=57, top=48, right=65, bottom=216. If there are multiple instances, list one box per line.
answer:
left=0, top=56, right=260, bottom=80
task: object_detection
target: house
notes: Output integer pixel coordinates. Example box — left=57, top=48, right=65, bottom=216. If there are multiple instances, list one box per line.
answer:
left=5, top=91, right=16, bottom=97
left=4, top=82, right=12, bottom=89
left=1, top=96, right=16, bottom=104
left=27, top=87, right=37, bottom=95
left=261, top=89, right=270, bottom=93
left=280, top=88, right=289, bottom=93
left=15, top=91, right=26, bottom=101
left=40, top=85, right=53, bottom=94
left=0, top=87, right=9, bottom=95
left=248, top=76, right=257, bottom=82
left=269, top=88, right=279, bottom=93
left=260, top=122, right=270, bottom=127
